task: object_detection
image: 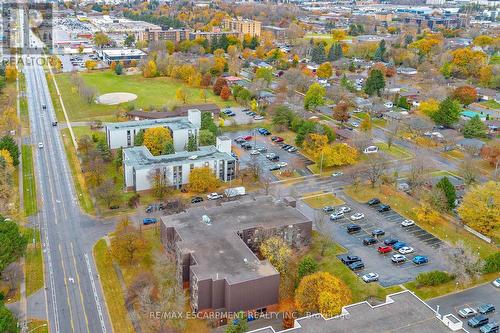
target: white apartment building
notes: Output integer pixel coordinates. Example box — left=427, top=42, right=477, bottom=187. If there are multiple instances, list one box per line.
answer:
left=123, top=137, right=236, bottom=191
left=105, top=109, right=201, bottom=151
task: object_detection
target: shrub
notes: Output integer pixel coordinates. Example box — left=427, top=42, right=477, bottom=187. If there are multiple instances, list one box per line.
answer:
left=415, top=270, right=454, bottom=286
left=483, top=252, right=500, bottom=273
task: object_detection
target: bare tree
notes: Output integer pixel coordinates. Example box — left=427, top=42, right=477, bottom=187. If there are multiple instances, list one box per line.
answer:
left=441, top=241, right=484, bottom=285
left=407, top=157, right=432, bottom=192
left=386, top=121, right=400, bottom=150
left=2, top=262, right=22, bottom=292
left=246, top=156, right=262, bottom=181
left=347, top=164, right=363, bottom=189
left=313, top=210, right=330, bottom=257
left=148, top=169, right=172, bottom=201
left=365, top=155, right=386, bottom=188
left=349, top=132, right=373, bottom=153
left=95, top=179, right=120, bottom=208
left=261, top=174, right=272, bottom=195
left=460, top=156, right=479, bottom=186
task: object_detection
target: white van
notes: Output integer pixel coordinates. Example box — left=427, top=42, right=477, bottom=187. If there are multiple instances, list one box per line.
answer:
left=363, top=146, right=379, bottom=154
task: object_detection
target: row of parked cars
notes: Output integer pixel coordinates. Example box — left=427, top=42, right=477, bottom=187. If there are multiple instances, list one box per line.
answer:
left=458, top=304, right=497, bottom=332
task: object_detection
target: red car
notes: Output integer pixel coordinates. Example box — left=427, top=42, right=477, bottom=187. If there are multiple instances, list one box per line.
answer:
left=271, top=136, right=284, bottom=142
left=243, top=135, right=253, bottom=141
left=378, top=246, right=392, bottom=254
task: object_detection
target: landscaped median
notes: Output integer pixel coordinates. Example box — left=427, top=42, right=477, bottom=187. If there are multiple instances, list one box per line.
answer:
left=24, top=228, right=44, bottom=296
left=21, top=145, right=37, bottom=216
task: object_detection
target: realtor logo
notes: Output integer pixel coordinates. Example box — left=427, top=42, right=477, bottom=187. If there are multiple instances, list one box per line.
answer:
left=1, top=2, right=54, bottom=55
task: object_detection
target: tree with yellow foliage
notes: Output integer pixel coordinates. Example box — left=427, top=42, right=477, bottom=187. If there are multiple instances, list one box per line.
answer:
left=331, top=29, right=347, bottom=42
left=473, top=35, right=494, bottom=47
left=320, top=143, right=358, bottom=168
left=259, top=236, right=292, bottom=275
left=360, top=115, right=372, bottom=132
left=0, top=107, right=20, bottom=135
left=316, top=62, right=332, bottom=79
left=450, top=48, right=487, bottom=78
left=295, top=271, right=351, bottom=318
left=142, top=60, right=158, bottom=78
left=85, top=60, right=97, bottom=71
left=111, top=218, right=151, bottom=266
left=188, top=167, right=219, bottom=193
left=458, top=181, right=499, bottom=237
left=303, top=133, right=329, bottom=159
left=479, top=65, right=493, bottom=87
left=5, top=64, right=18, bottom=82
left=176, top=87, right=188, bottom=104
left=0, top=150, right=13, bottom=167
left=143, top=127, right=172, bottom=156
left=408, top=35, right=441, bottom=57
left=417, top=99, right=440, bottom=118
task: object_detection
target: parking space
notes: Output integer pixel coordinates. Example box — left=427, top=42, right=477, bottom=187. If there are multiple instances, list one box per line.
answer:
left=428, top=283, right=500, bottom=332
left=314, top=191, right=448, bottom=287
left=224, top=130, right=313, bottom=179
left=221, top=107, right=266, bottom=125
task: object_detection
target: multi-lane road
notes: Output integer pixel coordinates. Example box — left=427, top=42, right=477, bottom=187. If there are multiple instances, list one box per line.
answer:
left=24, top=59, right=113, bottom=333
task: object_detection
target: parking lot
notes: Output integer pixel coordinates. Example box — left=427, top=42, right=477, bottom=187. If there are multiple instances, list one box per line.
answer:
left=428, top=283, right=500, bottom=332
left=223, top=130, right=313, bottom=179
left=301, top=191, right=448, bottom=287
left=221, top=107, right=265, bottom=125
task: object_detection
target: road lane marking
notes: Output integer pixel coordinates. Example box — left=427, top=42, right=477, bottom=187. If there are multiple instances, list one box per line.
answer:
left=84, top=253, right=107, bottom=333
left=58, top=244, right=75, bottom=333
left=71, top=242, right=90, bottom=333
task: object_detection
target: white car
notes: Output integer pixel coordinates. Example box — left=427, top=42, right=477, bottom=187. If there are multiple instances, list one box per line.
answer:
left=350, top=213, right=365, bottom=221
left=331, top=172, right=343, bottom=177
left=249, top=150, right=260, bottom=155
left=277, top=162, right=288, bottom=168
left=38, top=142, right=44, bottom=149
left=391, top=254, right=406, bottom=263
left=384, top=102, right=393, bottom=108
left=362, top=272, right=379, bottom=283
left=337, top=206, right=352, bottom=213
left=254, top=115, right=264, bottom=120
left=401, top=219, right=415, bottom=227
left=330, top=212, right=344, bottom=220
left=492, top=278, right=500, bottom=288
left=398, top=246, right=414, bottom=255
left=458, top=307, right=477, bottom=318
left=207, top=193, right=222, bottom=200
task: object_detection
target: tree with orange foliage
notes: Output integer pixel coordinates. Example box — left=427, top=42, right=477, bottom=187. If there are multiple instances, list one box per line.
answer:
left=452, top=86, right=477, bottom=106
left=213, top=77, right=227, bottom=95
left=4, top=64, right=17, bottom=82
left=220, top=85, right=231, bottom=101
left=450, top=48, right=487, bottom=78
left=110, top=61, right=116, bottom=72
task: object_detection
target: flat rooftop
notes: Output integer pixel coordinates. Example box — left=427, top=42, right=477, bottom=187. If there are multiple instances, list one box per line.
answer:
left=123, top=145, right=235, bottom=170
left=105, top=116, right=197, bottom=131
left=161, top=196, right=311, bottom=283
left=101, top=49, right=147, bottom=57
left=249, top=291, right=463, bottom=333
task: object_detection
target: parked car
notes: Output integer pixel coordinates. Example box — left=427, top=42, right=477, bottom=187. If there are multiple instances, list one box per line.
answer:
left=191, top=196, right=203, bottom=203
left=207, top=193, right=223, bottom=200
left=254, top=115, right=264, bottom=120
left=398, top=246, right=414, bottom=254
left=287, top=146, right=297, bottom=153
left=281, top=144, right=291, bottom=150
left=143, top=218, right=157, bottom=225
left=459, top=307, right=478, bottom=318
left=250, top=150, right=260, bottom=155
left=378, top=246, right=392, bottom=254
left=235, top=137, right=246, bottom=143
left=337, top=206, right=351, bottom=213
left=347, top=224, right=361, bottom=233
left=331, top=172, right=343, bottom=177
left=330, top=212, right=344, bottom=220
left=243, top=135, right=253, bottom=141
left=372, top=229, right=385, bottom=236
left=367, top=198, right=381, bottom=205
left=350, top=213, right=365, bottom=221
left=277, top=162, right=288, bottom=168
left=323, top=206, right=335, bottom=213
left=391, top=254, right=406, bottom=264
left=362, top=272, right=379, bottom=283
left=256, top=146, right=267, bottom=153
left=478, top=304, right=495, bottom=315
left=384, top=238, right=399, bottom=246
left=269, top=164, right=281, bottom=171
left=412, top=256, right=428, bottom=265
left=480, top=322, right=499, bottom=333
left=378, top=204, right=391, bottom=212
left=363, top=237, right=378, bottom=246
left=393, top=242, right=408, bottom=251
left=468, top=315, right=489, bottom=328
left=257, top=128, right=270, bottom=135
left=348, top=261, right=365, bottom=271
left=401, top=219, right=415, bottom=227
left=271, top=136, right=284, bottom=142
left=341, top=255, right=361, bottom=265
left=493, top=278, right=500, bottom=288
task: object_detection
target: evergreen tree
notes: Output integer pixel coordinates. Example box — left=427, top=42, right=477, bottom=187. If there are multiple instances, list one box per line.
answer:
left=364, top=69, right=385, bottom=96
left=463, top=115, right=487, bottom=138
left=311, top=43, right=326, bottom=64
left=404, top=34, right=413, bottom=47
left=0, top=135, right=19, bottom=166
left=249, top=36, right=259, bottom=49
left=219, top=34, right=229, bottom=52
left=436, top=177, right=457, bottom=210
left=430, top=97, right=461, bottom=127
left=134, top=129, right=145, bottom=146
left=114, top=147, right=123, bottom=169
left=163, top=141, right=175, bottom=154
left=115, top=62, right=123, bottom=75
left=210, top=35, right=219, bottom=51
left=186, top=134, right=198, bottom=152
left=373, top=39, right=386, bottom=62
left=327, top=43, right=343, bottom=61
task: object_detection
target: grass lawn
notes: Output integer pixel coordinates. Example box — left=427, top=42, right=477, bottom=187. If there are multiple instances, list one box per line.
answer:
left=302, top=193, right=344, bottom=208
left=54, top=71, right=236, bottom=122
left=22, top=145, right=37, bottom=216
left=272, top=169, right=302, bottom=180
left=27, top=319, right=48, bottom=333
left=404, top=272, right=499, bottom=300
left=344, top=184, right=498, bottom=258
left=479, top=100, right=500, bottom=110
left=354, top=112, right=387, bottom=127
left=442, top=149, right=465, bottom=160
left=375, top=142, right=413, bottom=160
left=304, top=232, right=402, bottom=303
left=93, top=239, right=135, bottom=333
left=61, top=129, right=94, bottom=215
left=24, top=229, right=44, bottom=296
